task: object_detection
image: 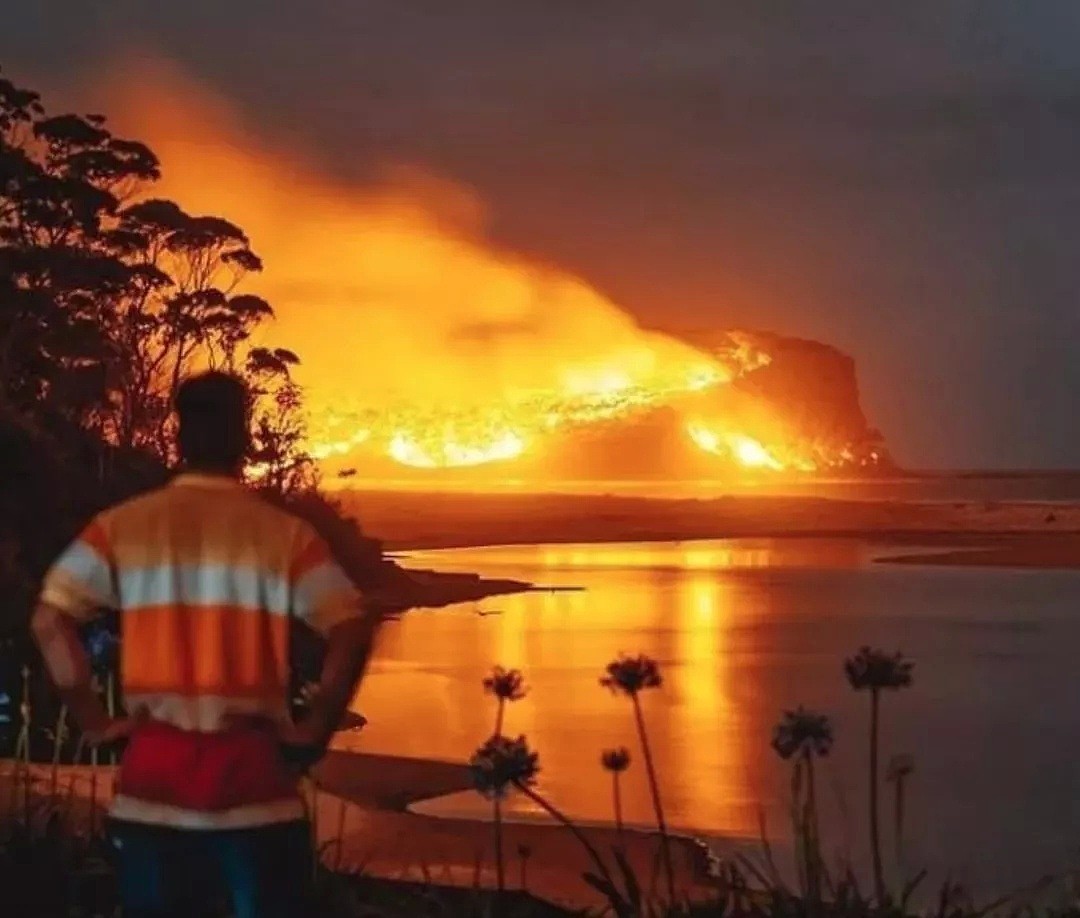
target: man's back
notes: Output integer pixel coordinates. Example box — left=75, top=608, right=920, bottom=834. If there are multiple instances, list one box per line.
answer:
left=33, top=371, right=373, bottom=917
left=40, top=472, right=360, bottom=826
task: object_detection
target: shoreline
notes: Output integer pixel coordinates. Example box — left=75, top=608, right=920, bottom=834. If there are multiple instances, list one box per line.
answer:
left=878, top=535, right=1080, bottom=569
left=312, top=751, right=720, bottom=905
left=364, top=568, right=536, bottom=615
left=349, top=491, right=1080, bottom=570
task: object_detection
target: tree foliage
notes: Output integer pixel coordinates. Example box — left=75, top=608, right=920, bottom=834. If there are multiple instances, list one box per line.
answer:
left=0, top=64, right=309, bottom=472
left=0, top=65, right=317, bottom=631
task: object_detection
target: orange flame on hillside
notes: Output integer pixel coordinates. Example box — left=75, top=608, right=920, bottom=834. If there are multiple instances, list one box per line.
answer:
left=95, top=59, right=829, bottom=478
left=686, top=422, right=818, bottom=472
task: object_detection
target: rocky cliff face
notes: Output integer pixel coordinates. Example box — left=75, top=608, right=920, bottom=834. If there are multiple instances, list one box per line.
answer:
left=531, top=329, right=891, bottom=479
left=677, top=329, right=891, bottom=472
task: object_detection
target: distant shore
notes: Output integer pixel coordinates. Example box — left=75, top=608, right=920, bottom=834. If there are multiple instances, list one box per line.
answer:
left=365, top=566, right=535, bottom=615
left=347, top=490, right=1080, bottom=570
left=878, top=536, right=1080, bottom=569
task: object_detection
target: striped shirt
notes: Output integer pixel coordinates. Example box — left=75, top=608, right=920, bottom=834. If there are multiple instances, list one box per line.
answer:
left=39, top=472, right=363, bottom=828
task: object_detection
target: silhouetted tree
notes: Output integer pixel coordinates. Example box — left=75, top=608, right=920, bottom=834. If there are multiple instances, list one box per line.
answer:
left=109, top=199, right=272, bottom=455
left=0, top=67, right=403, bottom=783
left=246, top=346, right=317, bottom=494
left=1, top=66, right=285, bottom=469
left=1, top=73, right=158, bottom=431
left=0, top=64, right=328, bottom=738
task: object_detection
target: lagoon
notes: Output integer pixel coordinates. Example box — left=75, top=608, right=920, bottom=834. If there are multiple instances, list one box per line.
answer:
left=344, top=538, right=1080, bottom=894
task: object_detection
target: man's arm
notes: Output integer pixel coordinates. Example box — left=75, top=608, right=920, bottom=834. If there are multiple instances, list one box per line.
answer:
left=33, top=518, right=130, bottom=743
left=282, top=524, right=382, bottom=750
left=30, top=602, right=133, bottom=744
left=280, top=613, right=379, bottom=749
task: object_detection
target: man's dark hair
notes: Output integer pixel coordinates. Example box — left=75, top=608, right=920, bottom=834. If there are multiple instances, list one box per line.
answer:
left=175, top=372, right=250, bottom=471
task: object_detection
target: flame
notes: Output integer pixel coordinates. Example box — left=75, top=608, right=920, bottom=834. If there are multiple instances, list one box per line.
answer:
left=388, top=429, right=526, bottom=468
left=687, top=423, right=785, bottom=471
left=308, top=429, right=371, bottom=461
left=729, top=436, right=783, bottom=470
left=685, top=420, right=822, bottom=472
left=91, top=59, right=853, bottom=478
left=95, top=61, right=743, bottom=469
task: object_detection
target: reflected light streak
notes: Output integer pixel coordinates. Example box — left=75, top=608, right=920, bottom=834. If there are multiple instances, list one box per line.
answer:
left=672, top=572, right=757, bottom=836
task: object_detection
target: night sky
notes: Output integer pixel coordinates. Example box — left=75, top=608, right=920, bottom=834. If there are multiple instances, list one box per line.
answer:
left=5, top=2, right=1079, bottom=468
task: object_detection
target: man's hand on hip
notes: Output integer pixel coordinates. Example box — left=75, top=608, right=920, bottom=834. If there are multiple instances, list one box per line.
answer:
left=81, top=714, right=144, bottom=747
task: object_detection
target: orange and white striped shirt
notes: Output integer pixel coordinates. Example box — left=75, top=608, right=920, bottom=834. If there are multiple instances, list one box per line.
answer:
left=39, top=472, right=363, bottom=828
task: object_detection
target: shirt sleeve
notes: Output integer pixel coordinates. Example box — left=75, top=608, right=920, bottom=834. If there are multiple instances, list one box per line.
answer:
left=38, top=518, right=117, bottom=621
left=288, top=527, right=363, bottom=636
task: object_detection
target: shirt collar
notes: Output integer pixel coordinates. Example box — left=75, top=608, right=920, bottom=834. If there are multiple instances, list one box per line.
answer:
left=170, top=471, right=244, bottom=490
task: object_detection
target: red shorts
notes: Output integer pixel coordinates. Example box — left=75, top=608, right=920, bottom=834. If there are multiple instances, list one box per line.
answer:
left=118, top=721, right=298, bottom=811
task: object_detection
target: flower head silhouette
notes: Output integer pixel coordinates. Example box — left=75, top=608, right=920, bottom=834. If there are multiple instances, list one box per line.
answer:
left=483, top=666, right=527, bottom=703
left=469, top=734, right=539, bottom=800
left=771, top=706, right=832, bottom=900
left=771, top=707, right=833, bottom=761
left=600, top=654, right=662, bottom=696
left=601, top=746, right=632, bottom=845
left=483, top=665, right=527, bottom=735
left=470, top=720, right=536, bottom=892
left=844, top=647, right=913, bottom=692
left=601, top=746, right=632, bottom=773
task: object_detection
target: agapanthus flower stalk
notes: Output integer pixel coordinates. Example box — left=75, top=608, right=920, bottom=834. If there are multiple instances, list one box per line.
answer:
left=483, top=666, right=527, bottom=735
left=601, top=653, right=674, bottom=902
left=844, top=647, right=914, bottom=905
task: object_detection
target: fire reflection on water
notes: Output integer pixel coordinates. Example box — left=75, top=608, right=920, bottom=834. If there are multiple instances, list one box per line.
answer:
left=331, top=537, right=1080, bottom=895
left=343, top=540, right=793, bottom=838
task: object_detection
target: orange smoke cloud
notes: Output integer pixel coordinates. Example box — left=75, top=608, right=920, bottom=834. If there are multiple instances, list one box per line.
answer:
left=94, top=58, right=725, bottom=465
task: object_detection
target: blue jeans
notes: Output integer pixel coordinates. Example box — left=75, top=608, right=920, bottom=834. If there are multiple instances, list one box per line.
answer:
left=107, top=819, right=312, bottom=918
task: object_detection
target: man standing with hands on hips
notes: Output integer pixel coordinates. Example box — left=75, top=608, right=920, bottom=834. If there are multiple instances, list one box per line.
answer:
left=31, top=371, right=378, bottom=918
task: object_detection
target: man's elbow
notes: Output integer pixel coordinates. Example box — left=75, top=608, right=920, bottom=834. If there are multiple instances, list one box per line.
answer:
left=30, top=602, right=83, bottom=689
left=30, top=602, right=62, bottom=645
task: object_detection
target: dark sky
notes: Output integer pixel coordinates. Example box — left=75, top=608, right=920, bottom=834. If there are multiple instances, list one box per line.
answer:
left=5, top=1, right=1079, bottom=468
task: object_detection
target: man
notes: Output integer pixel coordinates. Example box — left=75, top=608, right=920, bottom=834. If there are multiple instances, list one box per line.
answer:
left=31, top=371, right=377, bottom=917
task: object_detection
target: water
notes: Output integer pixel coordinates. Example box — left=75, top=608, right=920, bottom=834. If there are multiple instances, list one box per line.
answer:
left=345, top=539, right=1080, bottom=894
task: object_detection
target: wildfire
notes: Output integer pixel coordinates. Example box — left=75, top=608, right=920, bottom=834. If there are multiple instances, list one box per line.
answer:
left=308, top=429, right=371, bottom=461
left=685, top=419, right=825, bottom=472
left=97, top=60, right=878, bottom=481
left=311, top=367, right=731, bottom=470
left=686, top=423, right=786, bottom=471
left=388, top=429, right=526, bottom=468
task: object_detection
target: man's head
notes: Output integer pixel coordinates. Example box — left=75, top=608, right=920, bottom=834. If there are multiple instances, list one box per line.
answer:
left=175, top=372, right=250, bottom=473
